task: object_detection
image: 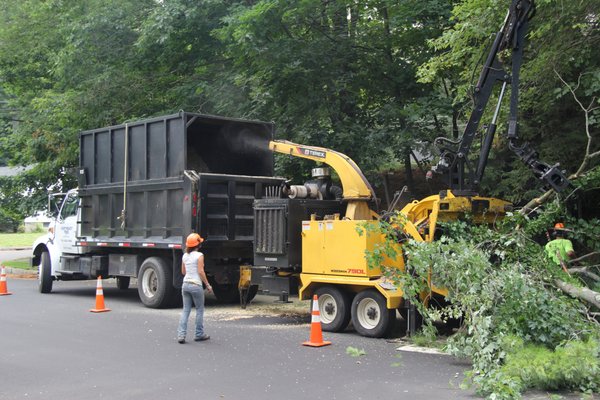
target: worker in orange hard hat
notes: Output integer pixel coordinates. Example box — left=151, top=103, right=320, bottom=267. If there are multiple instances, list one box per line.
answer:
left=177, top=233, right=212, bottom=344
left=544, top=222, right=576, bottom=269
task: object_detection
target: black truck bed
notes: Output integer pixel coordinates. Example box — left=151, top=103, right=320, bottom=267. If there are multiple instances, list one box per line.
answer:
left=77, top=112, right=283, bottom=250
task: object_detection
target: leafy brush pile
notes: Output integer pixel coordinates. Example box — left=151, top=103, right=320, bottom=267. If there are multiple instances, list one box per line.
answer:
left=499, top=338, right=600, bottom=394
left=368, top=209, right=600, bottom=399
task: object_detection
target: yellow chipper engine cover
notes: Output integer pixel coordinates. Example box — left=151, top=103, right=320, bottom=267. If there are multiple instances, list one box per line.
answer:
left=301, top=218, right=404, bottom=277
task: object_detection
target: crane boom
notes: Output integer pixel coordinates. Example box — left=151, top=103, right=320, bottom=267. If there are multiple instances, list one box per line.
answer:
left=432, top=0, right=570, bottom=194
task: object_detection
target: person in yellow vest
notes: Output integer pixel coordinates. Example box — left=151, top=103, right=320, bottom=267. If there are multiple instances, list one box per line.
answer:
left=544, top=223, right=576, bottom=269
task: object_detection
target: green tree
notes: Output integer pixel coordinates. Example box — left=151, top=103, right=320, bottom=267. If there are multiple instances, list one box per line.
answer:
left=0, top=0, right=154, bottom=168
left=0, top=0, right=251, bottom=225
left=217, top=0, right=455, bottom=188
left=0, top=0, right=156, bottom=225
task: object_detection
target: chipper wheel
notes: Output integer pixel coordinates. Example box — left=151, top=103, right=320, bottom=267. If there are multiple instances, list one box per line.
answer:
left=314, top=286, right=351, bottom=332
left=351, top=289, right=396, bottom=338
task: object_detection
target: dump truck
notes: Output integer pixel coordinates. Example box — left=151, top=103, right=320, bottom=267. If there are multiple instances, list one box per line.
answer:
left=32, top=112, right=283, bottom=308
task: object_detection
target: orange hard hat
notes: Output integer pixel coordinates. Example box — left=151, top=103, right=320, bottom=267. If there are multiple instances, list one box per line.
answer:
left=185, top=233, right=204, bottom=248
left=554, top=222, right=565, bottom=230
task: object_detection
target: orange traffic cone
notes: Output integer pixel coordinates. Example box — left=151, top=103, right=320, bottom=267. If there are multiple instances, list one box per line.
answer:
left=302, top=295, right=331, bottom=347
left=90, top=276, right=111, bottom=313
left=0, top=266, right=12, bottom=296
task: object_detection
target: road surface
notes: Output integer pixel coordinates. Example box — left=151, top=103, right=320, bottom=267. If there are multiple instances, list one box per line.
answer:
left=0, top=261, right=586, bottom=400
left=1, top=278, right=477, bottom=400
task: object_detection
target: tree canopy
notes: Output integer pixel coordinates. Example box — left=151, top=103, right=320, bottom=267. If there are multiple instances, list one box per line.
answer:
left=1, top=0, right=598, bottom=204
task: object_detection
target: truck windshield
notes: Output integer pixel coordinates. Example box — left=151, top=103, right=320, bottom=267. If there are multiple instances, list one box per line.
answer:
left=60, top=194, right=78, bottom=219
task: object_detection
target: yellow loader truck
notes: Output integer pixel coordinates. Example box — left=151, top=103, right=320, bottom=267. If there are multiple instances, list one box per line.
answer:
left=251, top=140, right=510, bottom=338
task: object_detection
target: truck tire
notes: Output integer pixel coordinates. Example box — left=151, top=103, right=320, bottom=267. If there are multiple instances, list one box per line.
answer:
left=38, top=251, right=53, bottom=294
left=116, top=276, right=130, bottom=290
left=314, top=286, right=351, bottom=332
left=137, top=257, right=174, bottom=308
left=351, top=289, right=396, bottom=338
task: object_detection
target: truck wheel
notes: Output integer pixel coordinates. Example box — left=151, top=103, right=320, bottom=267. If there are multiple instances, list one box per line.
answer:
left=314, top=286, right=351, bottom=332
left=137, top=257, right=174, bottom=308
left=351, top=289, right=396, bottom=338
left=38, top=251, right=53, bottom=294
left=116, top=276, right=130, bottom=290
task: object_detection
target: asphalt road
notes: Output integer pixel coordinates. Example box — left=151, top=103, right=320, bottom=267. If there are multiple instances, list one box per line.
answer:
left=1, top=278, right=479, bottom=400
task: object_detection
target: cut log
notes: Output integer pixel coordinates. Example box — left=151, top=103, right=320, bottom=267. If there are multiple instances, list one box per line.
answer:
left=555, top=280, right=600, bottom=309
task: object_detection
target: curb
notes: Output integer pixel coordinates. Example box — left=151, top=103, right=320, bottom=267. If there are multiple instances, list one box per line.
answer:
left=396, top=345, right=447, bottom=355
left=3, top=267, right=37, bottom=276
left=0, top=247, right=30, bottom=251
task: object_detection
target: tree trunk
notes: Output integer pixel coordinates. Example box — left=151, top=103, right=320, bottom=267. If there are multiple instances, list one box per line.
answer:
left=555, top=280, right=600, bottom=309
left=441, top=78, right=460, bottom=139
left=382, top=173, right=391, bottom=209
left=519, top=189, right=554, bottom=215
left=404, top=149, right=415, bottom=194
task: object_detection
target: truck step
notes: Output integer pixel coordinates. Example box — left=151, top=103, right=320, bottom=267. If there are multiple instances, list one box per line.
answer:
left=56, top=270, right=85, bottom=277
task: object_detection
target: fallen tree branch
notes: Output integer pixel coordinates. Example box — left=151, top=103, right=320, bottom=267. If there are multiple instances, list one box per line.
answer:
left=569, top=252, right=600, bottom=264
left=555, top=280, right=600, bottom=309
left=567, top=267, right=600, bottom=282
left=520, top=189, right=555, bottom=215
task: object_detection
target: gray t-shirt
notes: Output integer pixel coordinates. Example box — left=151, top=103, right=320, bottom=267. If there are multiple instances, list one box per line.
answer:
left=182, top=251, right=203, bottom=285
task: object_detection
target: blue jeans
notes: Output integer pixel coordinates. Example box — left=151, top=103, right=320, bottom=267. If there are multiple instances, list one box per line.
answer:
left=177, top=283, right=205, bottom=339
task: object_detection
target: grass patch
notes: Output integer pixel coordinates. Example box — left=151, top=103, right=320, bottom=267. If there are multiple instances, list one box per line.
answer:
left=2, top=259, right=31, bottom=269
left=0, top=232, right=42, bottom=248
left=410, top=332, right=445, bottom=349
left=346, top=346, right=367, bottom=357
left=498, top=338, right=600, bottom=394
